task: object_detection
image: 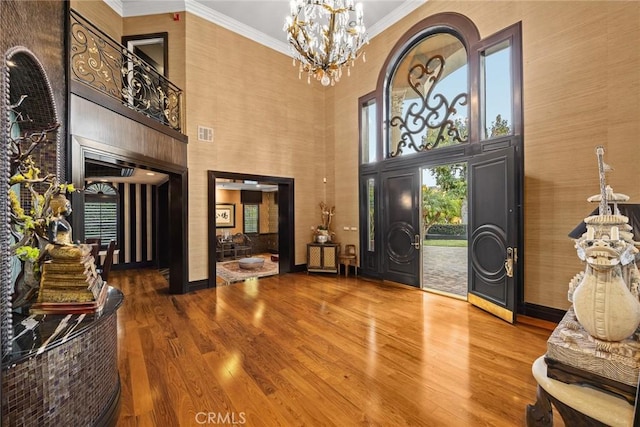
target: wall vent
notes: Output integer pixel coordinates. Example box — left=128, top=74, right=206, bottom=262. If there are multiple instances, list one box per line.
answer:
left=198, top=125, right=214, bottom=142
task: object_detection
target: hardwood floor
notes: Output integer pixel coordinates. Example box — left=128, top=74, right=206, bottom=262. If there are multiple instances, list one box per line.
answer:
left=112, top=269, right=556, bottom=426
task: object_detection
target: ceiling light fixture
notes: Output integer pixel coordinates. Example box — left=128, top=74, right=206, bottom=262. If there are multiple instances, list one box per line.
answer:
left=284, top=0, right=368, bottom=87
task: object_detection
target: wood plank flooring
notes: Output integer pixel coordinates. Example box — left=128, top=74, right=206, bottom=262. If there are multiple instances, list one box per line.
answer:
left=111, top=269, right=556, bottom=426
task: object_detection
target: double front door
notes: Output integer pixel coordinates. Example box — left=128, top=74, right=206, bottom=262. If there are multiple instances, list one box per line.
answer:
left=381, top=146, right=519, bottom=323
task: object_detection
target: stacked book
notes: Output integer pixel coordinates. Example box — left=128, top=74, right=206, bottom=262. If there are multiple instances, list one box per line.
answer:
left=30, top=244, right=108, bottom=314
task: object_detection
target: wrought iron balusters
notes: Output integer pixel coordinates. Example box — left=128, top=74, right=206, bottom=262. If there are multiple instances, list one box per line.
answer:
left=69, top=10, right=182, bottom=132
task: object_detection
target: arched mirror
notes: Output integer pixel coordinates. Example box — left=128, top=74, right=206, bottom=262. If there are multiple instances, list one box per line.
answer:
left=2, top=47, right=61, bottom=356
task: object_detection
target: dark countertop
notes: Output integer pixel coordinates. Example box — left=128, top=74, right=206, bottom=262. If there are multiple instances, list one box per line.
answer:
left=2, top=286, right=124, bottom=367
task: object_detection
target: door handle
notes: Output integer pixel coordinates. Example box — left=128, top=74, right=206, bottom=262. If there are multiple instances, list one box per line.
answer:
left=505, top=247, right=515, bottom=278
left=413, top=234, right=421, bottom=249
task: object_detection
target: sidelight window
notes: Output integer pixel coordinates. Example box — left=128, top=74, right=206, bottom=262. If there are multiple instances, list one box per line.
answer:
left=367, top=178, right=375, bottom=251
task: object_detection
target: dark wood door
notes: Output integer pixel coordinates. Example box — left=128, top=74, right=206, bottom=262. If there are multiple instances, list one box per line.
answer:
left=467, top=146, right=517, bottom=323
left=382, top=169, right=420, bottom=287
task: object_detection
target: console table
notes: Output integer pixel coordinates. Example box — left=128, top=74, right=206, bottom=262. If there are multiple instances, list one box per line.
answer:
left=307, top=242, right=339, bottom=274
left=526, top=356, right=635, bottom=426
left=2, top=287, right=124, bottom=426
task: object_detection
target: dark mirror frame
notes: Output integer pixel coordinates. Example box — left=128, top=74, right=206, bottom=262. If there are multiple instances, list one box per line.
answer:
left=121, top=32, right=168, bottom=77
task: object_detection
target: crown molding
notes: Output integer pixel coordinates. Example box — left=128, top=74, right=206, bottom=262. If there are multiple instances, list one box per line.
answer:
left=120, top=0, right=185, bottom=16
left=368, top=0, right=427, bottom=39
left=103, top=0, right=123, bottom=16
left=113, top=0, right=290, bottom=56
left=109, top=0, right=427, bottom=57
left=185, top=0, right=290, bottom=57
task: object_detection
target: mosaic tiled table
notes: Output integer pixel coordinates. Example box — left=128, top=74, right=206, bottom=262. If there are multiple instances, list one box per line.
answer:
left=2, top=287, right=124, bottom=426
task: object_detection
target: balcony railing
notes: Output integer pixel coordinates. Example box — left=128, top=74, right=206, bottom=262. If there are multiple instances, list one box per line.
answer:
left=69, top=10, right=182, bottom=133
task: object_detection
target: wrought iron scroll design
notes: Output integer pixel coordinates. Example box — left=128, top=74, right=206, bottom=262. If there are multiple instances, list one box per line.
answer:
left=389, top=55, right=467, bottom=157
left=69, top=10, right=182, bottom=132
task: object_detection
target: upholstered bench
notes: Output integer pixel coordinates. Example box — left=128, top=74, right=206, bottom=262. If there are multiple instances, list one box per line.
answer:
left=238, top=257, right=264, bottom=270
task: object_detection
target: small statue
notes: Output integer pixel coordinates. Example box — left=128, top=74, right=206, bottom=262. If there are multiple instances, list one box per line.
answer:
left=316, top=202, right=336, bottom=242
left=48, top=193, right=73, bottom=245
left=43, top=193, right=86, bottom=260
left=319, top=201, right=335, bottom=230
left=36, top=192, right=103, bottom=307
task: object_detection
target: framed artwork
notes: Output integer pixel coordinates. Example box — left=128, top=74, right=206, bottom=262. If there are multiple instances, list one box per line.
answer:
left=215, top=203, right=235, bottom=228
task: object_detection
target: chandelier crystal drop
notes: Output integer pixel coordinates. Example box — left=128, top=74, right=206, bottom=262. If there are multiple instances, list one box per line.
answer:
left=284, top=0, right=368, bottom=87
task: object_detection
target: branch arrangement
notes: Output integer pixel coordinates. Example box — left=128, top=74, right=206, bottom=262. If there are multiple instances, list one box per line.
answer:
left=8, top=96, right=75, bottom=306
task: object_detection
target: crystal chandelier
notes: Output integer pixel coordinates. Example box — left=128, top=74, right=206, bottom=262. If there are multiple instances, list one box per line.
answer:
left=284, top=0, right=368, bottom=86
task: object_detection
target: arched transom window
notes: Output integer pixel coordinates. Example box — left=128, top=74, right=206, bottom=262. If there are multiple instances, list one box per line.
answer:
left=388, top=32, right=468, bottom=157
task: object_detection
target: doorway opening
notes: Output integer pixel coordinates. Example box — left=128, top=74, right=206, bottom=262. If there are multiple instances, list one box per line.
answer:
left=214, top=178, right=279, bottom=285
left=71, top=140, right=188, bottom=295
left=207, top=171, right=294, bottom=288
left=421, top=163, right=468, bottom=299
left=82, top=158, right=171, bottom=271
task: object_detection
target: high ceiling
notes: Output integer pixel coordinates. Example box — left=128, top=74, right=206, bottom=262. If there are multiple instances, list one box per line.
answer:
left=105, top=0, right=427, bottom=186
left=115, top=0, right=426, bottom=56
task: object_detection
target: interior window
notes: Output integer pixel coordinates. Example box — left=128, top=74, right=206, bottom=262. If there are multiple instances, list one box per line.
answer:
left=84, top=182, right=118, bottom=248
left=244, top=204, right=259, bottom=233
left=388, top=32, right=468, bottom=157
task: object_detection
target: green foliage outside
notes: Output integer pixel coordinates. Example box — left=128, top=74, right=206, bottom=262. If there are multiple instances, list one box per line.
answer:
left=488, top=114, right=511, bottom=138
left=422, top=115, right=509, bottom=234
left=421, top=117, right=467, bottom=233
left=429, top=163, right=467, bottom=200
left=422, top=186, right=462, bottom=234
left=428, top=224, right=467, bottom=236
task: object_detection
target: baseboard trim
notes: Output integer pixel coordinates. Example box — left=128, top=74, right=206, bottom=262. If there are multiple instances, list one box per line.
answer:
left=188, top=279, right=209, bottom=292
left=293, top=264, right=307, bottom=273
left=519, top=302, right=566, bottom=324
